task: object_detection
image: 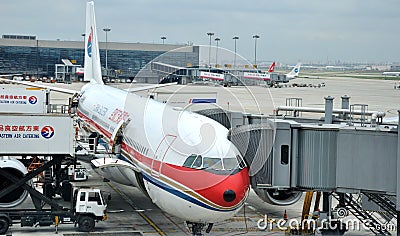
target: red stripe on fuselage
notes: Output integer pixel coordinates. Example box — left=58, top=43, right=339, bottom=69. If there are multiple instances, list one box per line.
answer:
left=77, top=110, right=250, bottom=208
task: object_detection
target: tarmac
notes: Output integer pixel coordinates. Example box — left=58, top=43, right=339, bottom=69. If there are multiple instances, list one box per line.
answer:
left=1, top=73, right=398, bottom=235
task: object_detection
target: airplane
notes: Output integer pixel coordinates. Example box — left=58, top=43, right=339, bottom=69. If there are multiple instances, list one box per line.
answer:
left=0, top=74, right=23, bottom=80
left=0, top=1, right=250, bottom=234
left=285, top=62, right=301, bottom=79
left=382, top=71, right=400, bottom=76
left=268, top=62, right=275, bottom=73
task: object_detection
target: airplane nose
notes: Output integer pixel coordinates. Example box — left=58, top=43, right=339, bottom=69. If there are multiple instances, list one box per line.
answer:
left=223, top=189, right=236, bottom=202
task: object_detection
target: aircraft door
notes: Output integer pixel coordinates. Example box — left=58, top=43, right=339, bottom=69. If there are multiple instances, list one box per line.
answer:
left=151, top=134, right=176, bottom=177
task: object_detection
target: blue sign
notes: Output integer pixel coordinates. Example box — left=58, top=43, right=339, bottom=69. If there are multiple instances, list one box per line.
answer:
left=190, top=98, right=217, bottom=104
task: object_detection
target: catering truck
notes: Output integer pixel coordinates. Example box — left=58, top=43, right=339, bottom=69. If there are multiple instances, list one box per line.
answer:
left=0, top=114, right=107, bottom=234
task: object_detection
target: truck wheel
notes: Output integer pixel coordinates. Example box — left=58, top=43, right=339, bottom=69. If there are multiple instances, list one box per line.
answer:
left=78, top=216, right=95, bottom=232
left=0, top=217, right=10, bottom=234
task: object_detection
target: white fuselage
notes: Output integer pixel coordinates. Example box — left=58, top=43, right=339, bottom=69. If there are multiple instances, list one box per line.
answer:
left=78, top=83, right=250, bottom=223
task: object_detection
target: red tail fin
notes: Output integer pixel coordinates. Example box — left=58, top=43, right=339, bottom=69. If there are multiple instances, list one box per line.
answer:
left=268, top=62, right=275, bottom=73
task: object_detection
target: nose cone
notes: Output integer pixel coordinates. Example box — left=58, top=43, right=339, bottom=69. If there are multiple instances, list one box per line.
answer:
left=199, top=167, right=250, bottom=209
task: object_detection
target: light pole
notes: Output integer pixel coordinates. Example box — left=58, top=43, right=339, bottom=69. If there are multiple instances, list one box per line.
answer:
left=81, top=33, right=85, bottom=65
left=215, top=38, right=220, bottom=67
left=252, top=34, right=260, bottom=68
left=103, top=28, right=111, bottom=75
left=232, top=36, right=239, bottom=71
left=207, top=32, right=214, bottom=70
left=161, top=36, right=166, bottom=44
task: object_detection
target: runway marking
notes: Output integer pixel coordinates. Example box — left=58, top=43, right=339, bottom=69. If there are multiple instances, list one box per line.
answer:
left=107, top=182, right=166, bottom=236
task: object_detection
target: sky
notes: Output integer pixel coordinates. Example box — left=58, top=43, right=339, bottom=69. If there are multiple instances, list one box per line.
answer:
left=0, top=0, right=399, bottom=64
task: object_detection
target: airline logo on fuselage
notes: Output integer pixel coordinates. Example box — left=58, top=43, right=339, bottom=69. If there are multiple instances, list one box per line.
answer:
left=294, top=68, right=299, bottom=73
left=87, top=27, right=93, bottom=58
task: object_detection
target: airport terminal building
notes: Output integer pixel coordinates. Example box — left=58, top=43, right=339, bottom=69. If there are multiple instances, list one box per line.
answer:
left=0, top=35, right=268, bottom=85
left=0, top=35, right=199, bottom=83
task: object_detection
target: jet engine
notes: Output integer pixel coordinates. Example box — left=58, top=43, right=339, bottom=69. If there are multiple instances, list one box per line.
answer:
left=0, top=157, right=31, bottom=208
left=252, top=187, right=302, bottom=206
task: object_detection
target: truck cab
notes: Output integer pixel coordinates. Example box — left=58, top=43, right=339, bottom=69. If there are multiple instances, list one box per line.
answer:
left=73, top=188, right=107, bottom=231
left=74, top=188, right=107, bottom=218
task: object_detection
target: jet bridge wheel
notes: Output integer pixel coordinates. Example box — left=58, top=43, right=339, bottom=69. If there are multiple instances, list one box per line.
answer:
left=0, top=216, right=10, bottom=234
left=78, top=215, right=95, bottom=232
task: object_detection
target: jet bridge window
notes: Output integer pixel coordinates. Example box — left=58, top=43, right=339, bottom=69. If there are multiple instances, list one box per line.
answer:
left=281, top=145, right=289, bottom=165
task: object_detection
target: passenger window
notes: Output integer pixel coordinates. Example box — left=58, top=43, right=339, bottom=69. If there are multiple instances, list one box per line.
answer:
left=80, top=192, right=86, bottom=201
left=183, top=154, right=197, bottom=168
left=281, top=145, right=289, bottom=165
left=191, top=155, right=203, bottom=168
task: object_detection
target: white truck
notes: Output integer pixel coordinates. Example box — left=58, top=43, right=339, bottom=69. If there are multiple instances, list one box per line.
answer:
left=0, top=187, right=107, bottom=234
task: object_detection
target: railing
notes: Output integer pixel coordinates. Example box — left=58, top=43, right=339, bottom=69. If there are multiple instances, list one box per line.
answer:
left=332, top=193, right=392, bottom=235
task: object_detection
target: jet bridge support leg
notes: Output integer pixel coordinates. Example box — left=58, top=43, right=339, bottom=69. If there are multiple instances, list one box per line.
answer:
left=337, top=192, right=345, bottom=208
left=397, top=110, right=400, bottom=236
left=397, top=211, right=400, bottom=236
left=322, top=192, right=330, bottom=213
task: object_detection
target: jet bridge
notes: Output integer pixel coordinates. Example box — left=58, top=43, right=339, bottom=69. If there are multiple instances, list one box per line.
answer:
left=199, top=95, right=400, bottom=235
left=230, top=119, right=397, bottom=194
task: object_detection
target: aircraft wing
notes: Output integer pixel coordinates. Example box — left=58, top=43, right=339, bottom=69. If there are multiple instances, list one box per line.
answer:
left=124, top=82, right=177, bottom=93
left=0, top=78, right=79, bottom=95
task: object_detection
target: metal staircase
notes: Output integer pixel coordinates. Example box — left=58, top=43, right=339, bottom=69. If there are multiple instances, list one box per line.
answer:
left=332, top=193, right=392, bottom=235
left=362, top=192, right=397, bottom=220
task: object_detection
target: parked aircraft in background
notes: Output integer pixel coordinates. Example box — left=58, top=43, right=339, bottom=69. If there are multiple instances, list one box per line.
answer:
left=285, top=62, right=302, bottom=79
left=268, top=62, right=275, bottom=73
left=382, top=71, right=400, bottom=76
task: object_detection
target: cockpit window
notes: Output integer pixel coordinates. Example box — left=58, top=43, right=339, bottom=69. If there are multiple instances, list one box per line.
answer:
left=183, top=154, right=246, bottom=171
left=223, top=158, right=239, bottom=170
left=192, top=155, right=203, bottom=168
left=183, top=154, right=197, bottom=168
left=203, top=157, right=223, bottom=169
left=236, top=155, right=247, bottom=169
